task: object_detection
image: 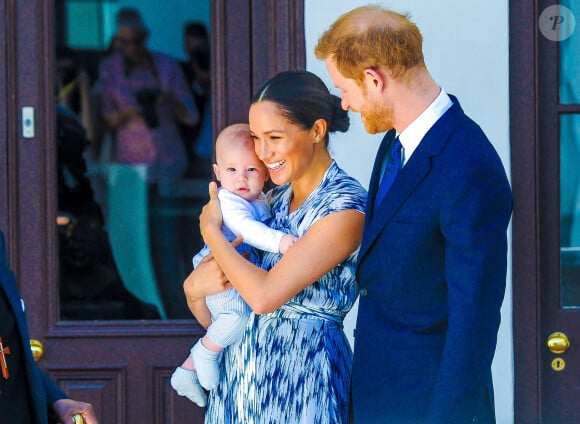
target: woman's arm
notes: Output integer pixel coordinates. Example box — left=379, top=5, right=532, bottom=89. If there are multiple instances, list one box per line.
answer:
left=183, top=252, right=233, bottom=328
left=201, top=183, right=365, bottom=314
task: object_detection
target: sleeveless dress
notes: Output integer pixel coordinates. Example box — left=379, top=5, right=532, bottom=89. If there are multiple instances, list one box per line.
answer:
left=205, top=161, right=367, bottom=424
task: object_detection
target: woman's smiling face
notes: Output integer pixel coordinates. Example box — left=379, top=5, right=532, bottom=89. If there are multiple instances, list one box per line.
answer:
left=249, top=100, right=315, bottom=186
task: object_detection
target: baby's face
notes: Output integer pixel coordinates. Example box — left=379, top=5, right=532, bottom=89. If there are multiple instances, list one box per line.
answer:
left=213, top=141, right=269, bottom=201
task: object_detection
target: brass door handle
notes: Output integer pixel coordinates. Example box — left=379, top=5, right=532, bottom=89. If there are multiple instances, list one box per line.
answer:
left=547, top=331, right=570, bottom=354
left=30, top=339, right=44, bottom=361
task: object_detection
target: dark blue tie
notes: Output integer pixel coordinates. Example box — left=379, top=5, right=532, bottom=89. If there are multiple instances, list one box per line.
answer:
left=374, top=137, right=402, bottom=210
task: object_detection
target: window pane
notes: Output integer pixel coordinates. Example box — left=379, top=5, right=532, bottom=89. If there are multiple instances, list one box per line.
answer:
left=559, top=0, right=580, bottom=104
left=560, top=114, right=580, bottom=307
left=56, top=0, right=212, bottom=320
left=66, top=1, right=105, bottom=49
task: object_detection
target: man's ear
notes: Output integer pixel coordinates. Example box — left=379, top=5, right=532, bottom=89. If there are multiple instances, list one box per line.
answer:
left=363, top=68, right=386, bottom=93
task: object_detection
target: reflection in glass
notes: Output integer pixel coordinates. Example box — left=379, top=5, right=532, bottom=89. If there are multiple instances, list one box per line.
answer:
left=559, top=0, right=580, bottom=104
left=55, top=0, right=212, bottom=320
left=560, top=115, right=580, bottom=307
left=559, top=0, right=580, bottom=307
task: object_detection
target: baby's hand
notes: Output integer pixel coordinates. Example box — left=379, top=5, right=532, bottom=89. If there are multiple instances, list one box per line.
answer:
left=279, top=234, right=299, bottom=254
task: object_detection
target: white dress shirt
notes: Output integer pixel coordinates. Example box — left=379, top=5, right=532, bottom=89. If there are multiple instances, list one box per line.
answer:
left=398, top=88, right=453, bottom=166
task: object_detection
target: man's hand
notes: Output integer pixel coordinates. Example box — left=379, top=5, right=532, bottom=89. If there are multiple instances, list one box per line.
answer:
left=53, top=398, right=98, bottom=424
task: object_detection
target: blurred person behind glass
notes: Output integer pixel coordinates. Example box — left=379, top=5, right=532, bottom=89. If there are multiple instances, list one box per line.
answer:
left=98, top=7, right=199, bottom=183
left=97, top=8, right=200, bottom=318
left=179, top=21, right=212, bottom=178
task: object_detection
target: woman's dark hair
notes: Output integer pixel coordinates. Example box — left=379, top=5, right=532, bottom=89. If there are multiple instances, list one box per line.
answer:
left=251, top=70, right=349, bottom=140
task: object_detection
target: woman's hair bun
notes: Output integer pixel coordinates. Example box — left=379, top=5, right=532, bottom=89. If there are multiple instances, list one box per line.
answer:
left=329, top=95, right=350, bottom=133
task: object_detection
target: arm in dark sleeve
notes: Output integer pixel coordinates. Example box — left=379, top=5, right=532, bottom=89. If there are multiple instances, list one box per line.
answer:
left=427, top=166, right=512, bottom=423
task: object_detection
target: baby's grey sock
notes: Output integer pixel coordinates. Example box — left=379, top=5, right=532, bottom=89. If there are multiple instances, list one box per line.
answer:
left=191, top=339, right=222, bottom=390
left=170, top=366, right=207, bottom=407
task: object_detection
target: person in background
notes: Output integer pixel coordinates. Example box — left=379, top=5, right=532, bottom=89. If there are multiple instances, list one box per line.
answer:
left=97, top=7, right=200, bottom=319
left=98, top=7, right=199, bottom=183
left=0, top=231, right=99, bottom=423
left=170, top=123, right=297, bottom=407
left=315, top=6, right=513, bottom=423
left=183, top=70, right=367, bottom=423
left=179, top=21, right=213, bottom=178
left=54, top=44, right=162, bottom=321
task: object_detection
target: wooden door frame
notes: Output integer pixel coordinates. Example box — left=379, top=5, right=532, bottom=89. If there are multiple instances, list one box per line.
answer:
left=211, top=0, right=305, bottom=137
left=1, top=0, right=59, bottom=340
left=0, top=0, right=10, bottom=240
left=509, top=0, right=571, bottom=422
left=510, top=0, right=541, bottom=421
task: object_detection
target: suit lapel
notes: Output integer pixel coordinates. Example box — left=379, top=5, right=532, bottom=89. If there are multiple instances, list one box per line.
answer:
left=358, top=99, right=464, bottom=263
left=359, top=153, right=431, bottom=260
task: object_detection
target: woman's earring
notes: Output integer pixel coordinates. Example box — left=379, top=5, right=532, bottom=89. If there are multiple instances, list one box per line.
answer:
left=315, top=138, right=320, bottom=144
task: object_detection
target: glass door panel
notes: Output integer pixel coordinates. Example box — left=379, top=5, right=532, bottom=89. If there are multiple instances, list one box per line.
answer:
left=559, top=0, right=580, bottom=104
left=55, top=0, right=212, bottom=320
left=560, top=114, right=580, bottom=307
left=559, top=1, right=580, bottom=308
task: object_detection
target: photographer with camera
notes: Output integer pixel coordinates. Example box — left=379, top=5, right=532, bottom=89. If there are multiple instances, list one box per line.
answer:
left=96, top=7, right=200, bottom=319
left=98, top=7, right=199, bottom=184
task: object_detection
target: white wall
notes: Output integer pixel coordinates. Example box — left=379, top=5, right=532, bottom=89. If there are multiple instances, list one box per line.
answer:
left=304, top=2, right=513, bottom=423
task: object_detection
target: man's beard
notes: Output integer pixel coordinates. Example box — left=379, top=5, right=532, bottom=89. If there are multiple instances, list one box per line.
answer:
left=361, top=96, right=395, bottom=134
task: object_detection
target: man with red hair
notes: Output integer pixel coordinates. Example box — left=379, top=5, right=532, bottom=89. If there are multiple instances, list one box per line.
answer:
left=316, top=6, right=512, bottom=423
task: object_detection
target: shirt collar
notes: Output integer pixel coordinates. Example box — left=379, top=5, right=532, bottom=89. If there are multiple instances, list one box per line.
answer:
left=398, top=87, right=453, bottom=165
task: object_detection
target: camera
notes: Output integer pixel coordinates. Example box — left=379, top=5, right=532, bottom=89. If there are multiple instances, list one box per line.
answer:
left=134, top=88, right=161, bottom=128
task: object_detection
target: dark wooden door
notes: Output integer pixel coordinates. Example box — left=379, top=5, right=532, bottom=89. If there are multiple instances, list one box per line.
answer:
left=2, top=1, right=207, bottom=421
left=512, top=1, right=580, bottom=422
left=0, top=0, right=304, bottom=422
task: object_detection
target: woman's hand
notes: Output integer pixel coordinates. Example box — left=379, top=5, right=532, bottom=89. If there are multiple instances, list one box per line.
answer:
left=183, top=239, right=243, bottom=327
left=199, top=182, right=223, bottom=243
left=184, top=252, right=232, bottom=302
left=183, top=253, right=228, bottom=328
left=104, top=106, right=138, bottom=129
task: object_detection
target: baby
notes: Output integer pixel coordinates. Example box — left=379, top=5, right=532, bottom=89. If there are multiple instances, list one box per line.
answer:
left=170, top=123, right=298, bottom=407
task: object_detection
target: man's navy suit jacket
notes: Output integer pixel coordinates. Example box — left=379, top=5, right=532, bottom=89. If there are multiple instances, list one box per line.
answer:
left=352, top=97, right=513, bottom=423
left=0, top=231, right=67, bottom=422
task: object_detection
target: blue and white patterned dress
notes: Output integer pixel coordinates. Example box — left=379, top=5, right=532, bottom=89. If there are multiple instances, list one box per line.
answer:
left=205, top=161, right=367, bottom=424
